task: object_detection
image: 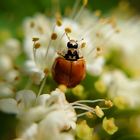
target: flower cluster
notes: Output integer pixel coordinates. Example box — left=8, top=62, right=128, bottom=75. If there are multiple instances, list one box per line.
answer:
left=4, top=0, right=140, bottom=140
left=0, top=88, right=116, bottom=140
left=0, top=38, right=21, bottom=98
left=0, top=89, right=76, bottom=140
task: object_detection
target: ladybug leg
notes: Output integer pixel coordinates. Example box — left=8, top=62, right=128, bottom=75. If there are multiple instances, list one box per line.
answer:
left=57, top=51, right=64, bottom=57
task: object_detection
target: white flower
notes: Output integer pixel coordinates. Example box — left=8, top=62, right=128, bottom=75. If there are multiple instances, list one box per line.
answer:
left=102, top=70, right=140, bottom=108
left=0, top=38, right=21, bottom=98
left=0, top=54, right=13, bottom=75
left=0, top=87, right=109, bottom=140
left=86, top=57, right=105, bottom=76
left=0, top=54, right=19, bottom=83
left=0, top=83, right=14, bottom=98
left=102, top=117, right=118, bottom=135
left=23, top=14, right=57, bottom=84
left=23, top=14, right=51, bottom=59
left=0, top=88, right=76, bottom=140
left=24, top=60, right=45, bottom=85
left=106, top=15, right=140, bottom=76
left=0, top=98, right=18, bottom=114
left=4, top=38, right=21, bottom=58
left=0, top=38, right=21, bottom=76
left=37, top=110, right=75, bottom=140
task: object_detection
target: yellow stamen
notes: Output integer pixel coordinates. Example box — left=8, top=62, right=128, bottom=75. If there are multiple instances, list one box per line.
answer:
left=44, top=68, right=49, bottom=75
left=32, top=37, right=39, bottom=42
left=105, top=100, right=113, bottom=108
left=99, top=18, right=106, bottom=24
left=102, top=117, right=118, bottom=135
left=97, top=47, right=101, bottom=51
left=94, top=10, right=101, bottom=17
left=113, top=96, right=127, bottom=109
left=55, top=12, right=61, bottom=19
left=115, top=28, right=121, bottom=33
left=96, top=32, right=103, bottom=38
left=51, top=32, right=58, bottom=40
left=58, top=84, right=67, bottom=93
left=56, top=18, right=62, bottom=26
left=38, top=26, right=44, bottom=34
left=76, top=120, right=93, bottom=139
left=94, top=80, right=106, bottom=94
left=30, top=21, right=35, bottom=28
left=95, top=105, right=104, bottom=118
left=83, top=0, right=88, bottom=6
left=34, top=42, right=41, bottom=49
left=81, top=42, right=86, bottom=48
left=72, top=85, right=85, bottom=99
left=14, top=76, right=19, bottom=81
left=96, top=47, right=103, bottom=56
left=86, top=112, right=94, bottom=118
left=65, top=27, right=72, bottom=33
left=13, top=65, right=19, bottom=70
left=107, top=17, right=117, bottom=28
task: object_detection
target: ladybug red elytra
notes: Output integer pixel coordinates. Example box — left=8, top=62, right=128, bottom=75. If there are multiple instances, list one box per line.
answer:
left=51, top=39, right=86, bottom=88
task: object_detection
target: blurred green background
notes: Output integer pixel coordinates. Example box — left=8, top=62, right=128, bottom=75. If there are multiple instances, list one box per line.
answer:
left=0, top=0, right=140, bottom=36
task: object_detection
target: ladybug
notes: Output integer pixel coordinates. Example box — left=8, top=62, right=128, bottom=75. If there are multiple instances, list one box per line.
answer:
left=51, top=39, right=86, bottom=88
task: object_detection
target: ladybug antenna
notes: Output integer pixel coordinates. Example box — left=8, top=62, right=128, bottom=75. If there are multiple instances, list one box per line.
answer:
left=77, top=38, right=84, bottom=43
left=76, top=38, right=84, bottom=45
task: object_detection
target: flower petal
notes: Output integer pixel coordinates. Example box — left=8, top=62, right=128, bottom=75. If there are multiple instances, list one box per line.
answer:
left=0, top=98, right=18, bottom=114
left=16, top=90, right=36, bottom=110
left=36, top=94, right=50, bottom=106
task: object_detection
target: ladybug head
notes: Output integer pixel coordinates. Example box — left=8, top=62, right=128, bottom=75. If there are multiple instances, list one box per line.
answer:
left=67, top=40, right=78, bottom=49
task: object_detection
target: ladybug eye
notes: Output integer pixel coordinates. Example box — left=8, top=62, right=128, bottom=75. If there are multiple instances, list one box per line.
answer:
left=74, top=44, right=78, bottom=48
left=67, top=42, right=73, bottom=48
left=67, top=42, right=70, bottom=48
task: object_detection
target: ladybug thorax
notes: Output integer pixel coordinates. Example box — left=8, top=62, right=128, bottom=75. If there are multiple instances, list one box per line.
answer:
left=68, top=48, right=77, bottom=52
left=64, top=48, right=80, bottom=61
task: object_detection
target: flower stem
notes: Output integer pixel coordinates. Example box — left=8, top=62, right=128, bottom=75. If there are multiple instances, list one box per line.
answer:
left=37, top=76, right=47, bottom=97
left=71, top=99, right=105, bottom=104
